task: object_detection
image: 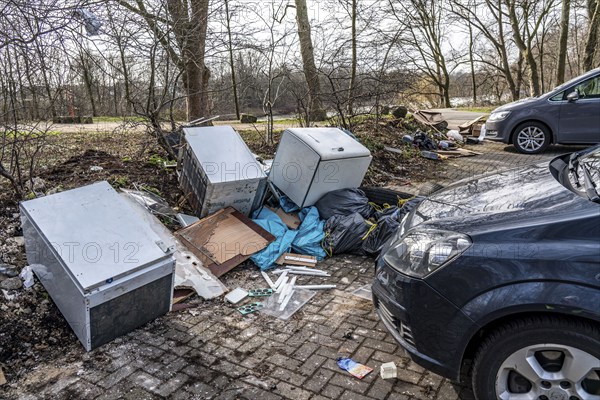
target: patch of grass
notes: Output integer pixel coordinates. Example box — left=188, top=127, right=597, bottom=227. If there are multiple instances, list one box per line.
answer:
left=456, top=106, right=495, bottom=113
left=109, top=175, right=129, bottom=188
left=93, top=116, right=146, bottom=123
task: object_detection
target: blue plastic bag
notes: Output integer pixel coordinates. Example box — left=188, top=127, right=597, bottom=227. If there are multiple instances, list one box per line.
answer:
left=336, top=357, right=373, bottom=379
left=292, top=207, right=326, bottom=260
left=250, top=207, right=298, bottom=270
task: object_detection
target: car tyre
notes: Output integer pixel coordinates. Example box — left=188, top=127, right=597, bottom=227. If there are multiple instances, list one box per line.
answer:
left=512, top=122, right=551, bottom=154
left=472, top=316, right=600, bottom=400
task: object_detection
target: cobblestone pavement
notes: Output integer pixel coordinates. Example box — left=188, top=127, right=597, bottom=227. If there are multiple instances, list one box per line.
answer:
left=0, top=141, right=589, bottom=400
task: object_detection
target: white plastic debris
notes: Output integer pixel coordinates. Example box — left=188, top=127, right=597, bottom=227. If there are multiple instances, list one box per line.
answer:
left=478, top=123, right=487, bottom=142
left=294, top=284, right=337, bottom=290
left=20, top=266, right=34, bottom=288
left=225, top=288, right=249, bottom=304
left=90, top=166, right=104, bottom=172
left=446, top=130, right=464, bottom=142
left=380, top=362, right=397, bottom=379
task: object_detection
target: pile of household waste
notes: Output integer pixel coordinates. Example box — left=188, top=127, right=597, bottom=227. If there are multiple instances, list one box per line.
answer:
left=17, top=125, right=424, bottom=351
left=389, top=110, right=487, bottom=160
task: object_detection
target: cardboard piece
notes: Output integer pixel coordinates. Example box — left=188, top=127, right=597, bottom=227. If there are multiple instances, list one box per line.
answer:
left=458, top=116, right=485, bottom=135
left=175, top=207, right=276, bottom=277
left=172, top=288, right=195, bottom=304
left=266, top=206, right=301, bottom=230
left=275, top=252, right=317, bottom=267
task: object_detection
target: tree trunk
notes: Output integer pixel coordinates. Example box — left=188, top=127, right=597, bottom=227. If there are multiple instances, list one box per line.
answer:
left=468, top=23, right=477, bottom=105
left=584, top=0, right=600, bottom=70
left=347, top=0, right=357, bottom=116
left=294, top=0, right=326, bottom=121
left=556, top=0, right=571, bottom=84
left=224, top=0, right=240, bottom=120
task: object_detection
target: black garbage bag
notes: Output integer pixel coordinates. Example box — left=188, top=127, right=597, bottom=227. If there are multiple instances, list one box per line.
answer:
left=315, top=188, right=374, bottom=220
left=413, top=131, right=437, bottom=151
left=362, top=212, right=401, bottom=255
left=322, top=212, right=373, bottom=256
left=397, top=196, right=426, bottom=220
left=373, top=205, right=399, bottom=220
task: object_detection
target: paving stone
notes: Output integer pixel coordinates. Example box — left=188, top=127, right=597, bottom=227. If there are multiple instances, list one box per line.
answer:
left=320, top=384, right=345, bottom=399
left=185, top=381, right=219, bottom=398
left=153, top=372, right=189, bottom=397
left=272, top=382, right=311, bottom=400
left=328, top=372, right=372, bottom=394
left=97, top=365, right=137, bottom=389
left=128, top=371, right=162, bottom=393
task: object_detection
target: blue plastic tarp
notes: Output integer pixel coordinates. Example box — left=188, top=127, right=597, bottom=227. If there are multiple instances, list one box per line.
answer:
left=250, top=206, right=326, bottom=270
left=292, top=207, right=326, bottom=260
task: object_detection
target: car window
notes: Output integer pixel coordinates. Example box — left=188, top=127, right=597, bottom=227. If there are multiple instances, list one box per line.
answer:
left=550, top=92, right=564, bottom=101
left=569, top=75, right=600, bottom=99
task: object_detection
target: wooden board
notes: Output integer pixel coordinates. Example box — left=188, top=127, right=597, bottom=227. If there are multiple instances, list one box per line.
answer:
left=276, top=253, right=317, bottom=267
left=436, top=148, right=482, bottom=158
left=175, top=207, right=275, bottom=277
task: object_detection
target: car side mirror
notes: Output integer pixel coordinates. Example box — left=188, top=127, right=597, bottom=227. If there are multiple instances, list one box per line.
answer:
left=567, top=91, right=579, bottom=102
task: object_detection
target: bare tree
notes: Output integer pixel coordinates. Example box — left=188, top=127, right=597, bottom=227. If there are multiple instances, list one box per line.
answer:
left=584, top=0, right=600, bottom=69
left=556, top=0, right=571, bottom=84
left=294, top=0, right=326, bottom=121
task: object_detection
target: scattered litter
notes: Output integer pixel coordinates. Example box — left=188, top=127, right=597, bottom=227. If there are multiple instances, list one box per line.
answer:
left=457, top=115, right=484, bottom=135
left=276, top=253, right=317, bottom=267
left=411, top=109, right=448, bottom=131
left=89, top=166, right=103, bottom=171
left=179, top=126, right=267, bottom=217
left=175, top=207, right=275, bottom=277
left=437, top=148, right=482, bottom=158
left=248, top=288, right=273, bottom=297
left=380, top=362, right=398, bottom=379
left=337, top=357, right=373, bottom=379
left=225, top=288, right=249, bottom=304
left=446, top=130, right=464, bottom=142
left=19, top=266, right=34, bottom=288
left=176, top=213, right=199, bottom=228
left=352, top=284, right=372, bottom=300
left=261, top=271, right=276, bottom=289
left=421, top=150, right=445, bottom=160
left=121, top=187, right=177, bottom=220
left=172, top=288, right=195, bottom=304
left=266, top=206, right=301, bottom=229
left=0, top=367, right=6, bottom=385
left=261, top=288, right=315, bottom=320
left=269, top=128, right=372, bottom=208
left=294, top=284, right=336, bottom=290
left=238, top=302, right=263, bottom=315
left=121, top=192, right=226, bottom=300
left=272, top=269, right=330, bottom=277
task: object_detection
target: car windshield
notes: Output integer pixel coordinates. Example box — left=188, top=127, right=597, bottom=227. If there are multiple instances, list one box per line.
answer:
left=567, top=146, right=600, bottom=201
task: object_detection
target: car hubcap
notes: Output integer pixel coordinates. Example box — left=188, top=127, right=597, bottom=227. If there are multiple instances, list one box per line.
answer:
left=517, top=127, right=545, bottom=151
left=496, top=344, right=600, bottom=400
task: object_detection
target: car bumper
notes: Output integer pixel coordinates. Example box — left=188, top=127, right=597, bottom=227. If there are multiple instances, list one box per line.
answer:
left=372, top=259, right=477, bottom=381
left=484, top=119, right=511, bottom=143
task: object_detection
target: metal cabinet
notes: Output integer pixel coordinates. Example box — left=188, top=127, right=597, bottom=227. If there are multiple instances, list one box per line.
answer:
left=179, top=126, right=267, bottom=217
left=269, top=128, right=372, bottom=208
left=20, top=181, right=175, bottom=351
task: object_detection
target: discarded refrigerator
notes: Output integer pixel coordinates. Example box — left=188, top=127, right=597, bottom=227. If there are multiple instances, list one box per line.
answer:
left=179, top=125, right=267, bottom=218
left=269, top=128, right=372, bottom=208
left=20, top=181, right=176, bottom=351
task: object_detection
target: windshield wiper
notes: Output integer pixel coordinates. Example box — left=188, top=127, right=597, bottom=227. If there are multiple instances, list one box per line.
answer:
left=569, top=151, right=600, bottom=203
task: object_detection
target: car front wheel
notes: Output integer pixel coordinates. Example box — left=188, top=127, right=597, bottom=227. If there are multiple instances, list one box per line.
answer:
left=472, top=317, right=600, bottom=400
left=512, top=122, right=551, bottom=154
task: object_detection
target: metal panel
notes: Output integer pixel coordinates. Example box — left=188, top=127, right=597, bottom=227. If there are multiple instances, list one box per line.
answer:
left=284, top=128, right=371, bottom=160
left=304, top=156, right=373, bottom=206
left=90, top=274, right=172, bottom=349
left=268, top=131, right=320, bottom=207
left=183, top=126, right=266, bottom=184
left=20, top=181, right=171, bottom=292
left=20, top=212, right=90, bottom=348
left=269, top=128, right=372, bottom=207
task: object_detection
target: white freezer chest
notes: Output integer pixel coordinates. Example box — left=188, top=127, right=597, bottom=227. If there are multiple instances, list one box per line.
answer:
left=269, top=128, right=372, bottom=208
left=179, top=126, right=267, bottom=217
left=20, top=181, right=175, bottom=351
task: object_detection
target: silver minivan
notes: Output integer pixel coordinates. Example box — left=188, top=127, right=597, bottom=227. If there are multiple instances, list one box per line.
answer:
left=486, top=68, right=600, bottom=154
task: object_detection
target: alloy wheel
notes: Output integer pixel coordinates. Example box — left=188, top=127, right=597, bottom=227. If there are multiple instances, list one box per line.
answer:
left=516, top=126, right=546, bottom=152
left=496, top=343, right=600, bottom=400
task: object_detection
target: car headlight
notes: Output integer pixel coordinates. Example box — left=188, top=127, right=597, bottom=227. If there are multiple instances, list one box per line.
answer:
left=487, top=111, right=511, bottom=122
left=382, top=229, right=472, bottom=278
